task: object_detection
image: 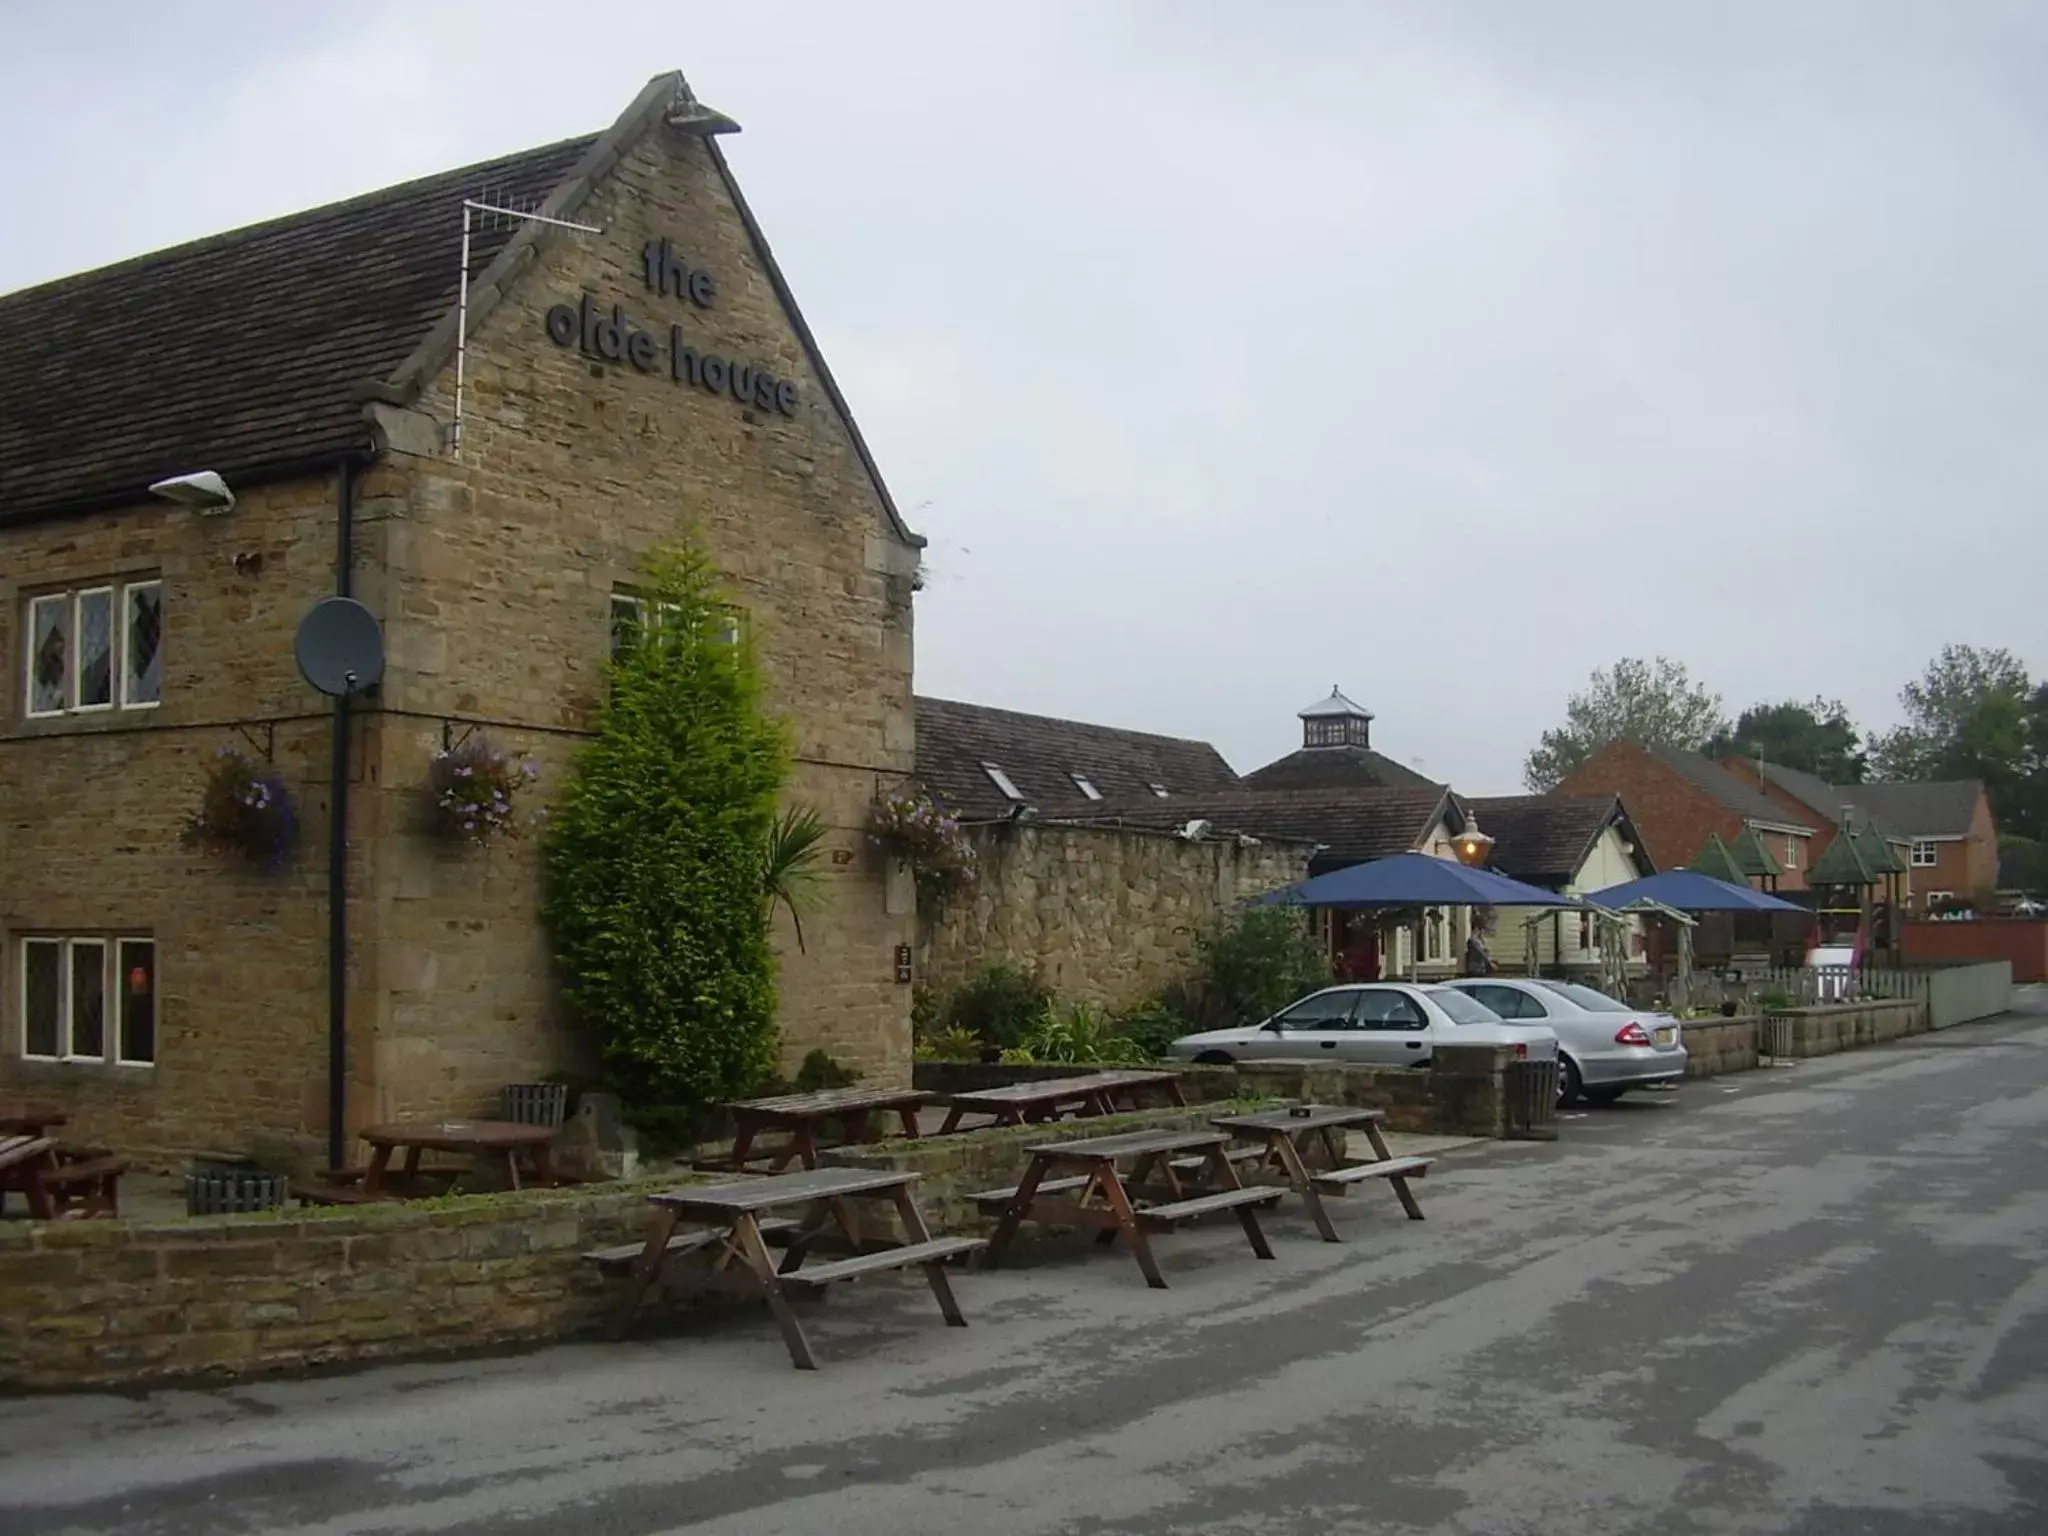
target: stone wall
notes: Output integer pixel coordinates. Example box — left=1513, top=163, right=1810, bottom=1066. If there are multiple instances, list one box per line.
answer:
left=1680, top=1017, right=1760, bottom=1078
left=1775, top=998, right=1927, bottom=1058
left=921, top=823, right=1310, bottom=1010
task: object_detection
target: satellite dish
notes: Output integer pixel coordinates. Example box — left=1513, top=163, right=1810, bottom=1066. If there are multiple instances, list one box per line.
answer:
left=295, top=597, right=385, bottom=697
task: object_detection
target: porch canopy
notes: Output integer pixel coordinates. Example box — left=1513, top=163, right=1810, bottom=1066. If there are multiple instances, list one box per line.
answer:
left=1586, top=869, right=1807, bottom=914
left=1256, top=851, right=1577, bottom=910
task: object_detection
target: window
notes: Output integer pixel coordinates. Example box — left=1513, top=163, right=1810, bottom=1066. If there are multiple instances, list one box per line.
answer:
left=1356, top=990, right=1428, bottom=1030
left=1911, top=841, right=1939, bottom=868
left=1070, top=773, right=1103, bottom=801
left=981, top=762, right=1024, bottom=801
left=608, top=590, right=740, bottom=660
left=1925, top=890, right=1953, bottom=905
left=1424, top=908, right=1446, bottom=961
left=25, top=580, right=161, bottom=718
left=1534, top=980, right=1630, bottom=1013
left=1274, top=990, right=1359, bottom=1030
left=1148, top=783, right=1170, bottom=798
left=1426, top=987, right=1508, bottom=1026
left=1468, top=984, right=1549, bottom=1020
left=16, top=935, right=154, bottom=1066
left=1784, top=836, right=1797, bottom=869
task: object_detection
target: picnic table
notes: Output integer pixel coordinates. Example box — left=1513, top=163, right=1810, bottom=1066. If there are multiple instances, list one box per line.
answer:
left=0, top=1108, right=66, bottom=1136
left=0, top=1134, right=58, bottom=1219
left=978, top=1126, right=1281, bottom=1289
left=710, top=1085, right=929, bottom=1173
left=934, top=1069, right=1188, bottom=1133
left=358, top=1120, right=557, bottom=1195
left=596, top=1165, right=983, bottom=1368
left=1209, top=1104, right=1433, bottom=1242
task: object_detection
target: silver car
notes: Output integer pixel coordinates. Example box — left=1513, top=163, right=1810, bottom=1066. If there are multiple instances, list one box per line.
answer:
left=1165, top=983, right=1559, bottom=1068
left=1443, top=977, right=1686, bottom=1106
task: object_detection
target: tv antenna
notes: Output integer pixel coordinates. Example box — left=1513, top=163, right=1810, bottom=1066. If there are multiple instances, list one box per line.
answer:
left=451, top=197, right=602, bottom=458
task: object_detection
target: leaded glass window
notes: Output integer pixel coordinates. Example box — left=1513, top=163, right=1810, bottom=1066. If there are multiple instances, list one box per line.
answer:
left=69, top=939, right=106, bottom=1058
left=28, top=595, right=68, bottom=715
left=124, top=581, right=163, bottom=706
left=76, top=588, right=114, bottom=709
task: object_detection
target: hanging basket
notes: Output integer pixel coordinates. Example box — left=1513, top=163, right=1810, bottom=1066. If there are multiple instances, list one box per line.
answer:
left=182, top=748, right=299, bottom=870
left=427, top=733, right=539, bottom=847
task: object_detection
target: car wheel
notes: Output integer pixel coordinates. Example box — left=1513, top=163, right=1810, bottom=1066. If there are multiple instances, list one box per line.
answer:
left=1194, top=1051, right=1235, bottom=1065
left=1583, top=1086, right=1626, bottom=1106
left=1557, top=1055, right=1584, bottom=1107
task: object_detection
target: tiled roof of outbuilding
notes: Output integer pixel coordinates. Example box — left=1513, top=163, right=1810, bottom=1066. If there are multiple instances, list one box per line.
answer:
left=0, top=136, right=594, bottom=523
left=1243, top=745, right=1441, bottom=793
left=1070, top=786, right=1452, bottom=867
left=1461, top=794, right=1639, bottom=884
left=914, top=697, right=1242, bottom=820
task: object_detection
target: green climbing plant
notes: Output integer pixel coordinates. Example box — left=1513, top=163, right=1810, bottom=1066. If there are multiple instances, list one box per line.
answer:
left=542, top=538, right=790, bottom=1146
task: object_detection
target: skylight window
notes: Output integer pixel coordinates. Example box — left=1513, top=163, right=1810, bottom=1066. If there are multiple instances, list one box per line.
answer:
left=981, top=762, right=1024, bottom=801
left=1148, top=783, right=1170, bottom=798
left=1071, top=774, right=1103, bottom=800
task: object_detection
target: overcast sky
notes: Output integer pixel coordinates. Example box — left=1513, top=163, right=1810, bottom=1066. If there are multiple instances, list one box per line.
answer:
left=5, top=2, right=2044, bottom=791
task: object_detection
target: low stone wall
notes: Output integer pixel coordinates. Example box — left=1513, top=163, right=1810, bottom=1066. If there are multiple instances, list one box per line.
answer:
left=0, top=1104, right=1215, bottom=1392
left=1775, top=998, right=1928, bottom=1059
left=1680, top=1017, right=1760, bottom=1078
left=0, top=1181, right=668, bottom=1392
left=915, top=1046, right=1535, bottom=1141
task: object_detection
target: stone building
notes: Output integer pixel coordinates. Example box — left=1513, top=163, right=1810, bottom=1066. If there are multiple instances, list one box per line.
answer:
left=0, top=73, right=923, bottom=1161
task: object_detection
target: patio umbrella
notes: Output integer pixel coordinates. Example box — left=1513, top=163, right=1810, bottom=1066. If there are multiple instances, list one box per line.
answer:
left=1585, top=869, right=1807, bottom=914
left=1255, top=851, right=1578, bottom=910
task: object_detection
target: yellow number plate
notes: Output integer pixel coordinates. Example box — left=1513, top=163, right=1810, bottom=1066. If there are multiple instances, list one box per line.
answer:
left=1654, top=1026, right=1676, bottom=1045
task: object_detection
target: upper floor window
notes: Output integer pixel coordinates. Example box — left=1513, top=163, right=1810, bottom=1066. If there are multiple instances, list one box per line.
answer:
left=25, top=579, right=162, bottom=718
left=1911, top=840, right=1939, bottom=867
left=609, top=589, right=739, bottom=660
left=1070, top=773, right=1102, bottom=801
left=981, top=762, right=1024, bottom=801
left=1148, top=783, right=1170, bottom=798
left=1784, top=835, right=1797, bottom=868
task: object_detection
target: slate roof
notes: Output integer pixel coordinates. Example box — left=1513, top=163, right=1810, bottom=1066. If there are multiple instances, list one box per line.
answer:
left=1461, top=794, right=1642, bottom=884
left=914, top=697, right=1242, bottom=820
left=1843, top=782, right=1983, bottom=840
left=1746, top=760, right=1853, bottom=825
left=1647, top=746, right=1814, bottom=832
left=1070, top=787, right=1452, bottom=867
left=1243, top=744, right=1441, bottom=793
left=0, top=136, right=595, bottom=523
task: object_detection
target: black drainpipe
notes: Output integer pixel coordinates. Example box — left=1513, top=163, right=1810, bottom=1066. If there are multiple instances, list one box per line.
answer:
left=328, top=456, right=359, bottom=1173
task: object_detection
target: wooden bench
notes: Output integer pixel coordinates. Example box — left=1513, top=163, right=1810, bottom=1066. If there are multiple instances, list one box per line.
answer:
left=582, top=1216, right=803, bottom=1278
left=293, top=1181, right=392, bottom=1207
left=1167, top=1145, right=1263, bottom=1177
left=42, top=1151, right=126, bottom=1217
left=1135, top=1186, right=1281, bottom=1259
left=0, top=1134, right=58, bottom=1220
left=969, top=1174, right=1091, bottom=1213
left=1313, top=1155, right=1433, bottom=1221
left=776, top=1237, right=986, bottom=1293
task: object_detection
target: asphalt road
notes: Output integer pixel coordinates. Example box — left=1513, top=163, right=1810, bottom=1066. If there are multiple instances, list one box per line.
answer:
left=5, top=993, right=2047, bottom=1536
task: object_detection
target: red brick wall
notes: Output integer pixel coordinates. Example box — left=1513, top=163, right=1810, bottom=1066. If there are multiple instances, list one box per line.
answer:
left=1903, top=918, right=2048, bottom=982
left=1559, top=742, right=1811, bottom=886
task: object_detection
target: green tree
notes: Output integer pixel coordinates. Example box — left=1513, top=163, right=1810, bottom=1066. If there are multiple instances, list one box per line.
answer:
left=1523, top=657, right=1728, bottom=792
left=542, top=540, right=790, bottom=1144
left=1704, top=698, right=1867, bottom=783
left=1868, top=646, right=2043, bottom=839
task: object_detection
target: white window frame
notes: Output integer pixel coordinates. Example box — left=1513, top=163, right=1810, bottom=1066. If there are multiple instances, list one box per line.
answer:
left=1925, top=889, right=1953, bottom=905
left=25, top=593, right=70, bottom=718
left=121, top=579, right=163, bottom=710
left=72, top=587, right=116, bottom=713
left=24, top=581, right=162, bottom=719
left=14, top=934, right=155, bottom=1067
left=1148, top=784, right=1170, bottom=798
left=1783, top=836, right=1797, bottom=869
left=981, top=762, right=1024, bottom=801
left=115, top=938, right=157, bottom=1067
left=1911, top=840, right=1939, bottom=868
left=1071, top=773, right=1103, bottom=801
left=19, top=937, right=64, bottom=1060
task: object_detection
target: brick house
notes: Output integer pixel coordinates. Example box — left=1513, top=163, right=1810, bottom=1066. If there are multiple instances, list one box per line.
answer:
left=1556, top=742, right=1817, bottom=890
left=0, top=73, right=925, bottom=1161
left=1722, top=760, right=1998, bottom=909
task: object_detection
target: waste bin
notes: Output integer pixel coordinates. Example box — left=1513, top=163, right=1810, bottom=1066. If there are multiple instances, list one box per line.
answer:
left=502, top=1082, right=570, bottom=1129
left=1506, top=1058, right=1560, bottom=1140
left=185, top=1162, right=289, bottom=1215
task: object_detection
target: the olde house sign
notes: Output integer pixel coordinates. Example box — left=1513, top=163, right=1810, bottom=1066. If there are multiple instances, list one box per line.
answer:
left=543, top=238, right=800, bottom=417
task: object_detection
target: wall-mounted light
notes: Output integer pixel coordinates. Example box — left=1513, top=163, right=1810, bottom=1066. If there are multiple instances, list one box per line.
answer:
left=1453, top=816, right=1495, bottom=867
left=149, top=469, right=236, bottom=516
